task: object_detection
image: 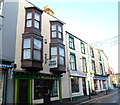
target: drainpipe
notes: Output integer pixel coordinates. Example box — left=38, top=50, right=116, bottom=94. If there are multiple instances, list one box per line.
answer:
left=59, top=78, right=62, bottom=102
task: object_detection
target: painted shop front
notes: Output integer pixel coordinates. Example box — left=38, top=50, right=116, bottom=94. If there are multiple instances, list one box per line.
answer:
left=14, top=71, right=62, bottom=104
left=93, top=76, right=108, bottom=92
left=0, top=63, right=14, bottom=104
left=70, top=71, right=88, bottom=97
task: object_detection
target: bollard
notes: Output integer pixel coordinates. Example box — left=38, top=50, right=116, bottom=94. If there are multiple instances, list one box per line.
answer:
left=89, top=87, right=91, bottom=99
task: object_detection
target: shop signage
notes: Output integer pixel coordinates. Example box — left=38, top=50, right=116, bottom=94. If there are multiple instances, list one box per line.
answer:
left=0, top=64, right=13, bottom=68
left=49, top=57, right=57, bottom=68
left=93, top=76, right=107, bottom=80
left=70, top=71, right=87, bottom=77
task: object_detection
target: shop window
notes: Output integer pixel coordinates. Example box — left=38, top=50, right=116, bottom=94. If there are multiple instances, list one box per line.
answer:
left=59, top=47, right=65, bottom=65
left=69, top=36, right=75, bottom=50
left=91, top=60, right=96, bottom=74
left=94, top=79, right=98, bottom=90
left=34, top=79, right=43, bottom=99
left=103, top=80, right=106, bottom=89
left=81, top=42, right=85, bottom=54
left=70, top=53, right=76, bottom=70
left=90, top=47, right=94, bottom=58
left=51, top=80, right=58, bottom=97
left=82, top=57, right=87, bottom=73
left=23, top=38, right=31, bottom=59
left=71, top=77, right=79, bottom=93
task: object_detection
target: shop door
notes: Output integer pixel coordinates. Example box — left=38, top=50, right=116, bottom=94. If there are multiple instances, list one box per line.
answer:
left=19, top=79, right=28, bottom=104
left=82, top=78, right=87, bottom=96
left=43, top=80, right=53, bottom=104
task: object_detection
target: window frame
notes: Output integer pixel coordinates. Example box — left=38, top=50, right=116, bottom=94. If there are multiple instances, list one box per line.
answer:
left=99, top=63, right=103, bottom=75
left=69, top=35, right=75, bottom=50
left=91, top=60, right=96, bottom=74
left=25, top=9, right=41, bottom=30
left=98, top=51, right=102, bottom=61
left=82, top=57, right=87, bottom=73
left=90, top=47, right=94, bottom=58
left=50, top=22, right=63, bottom=40
left=81, top=42, right=85, bottom=54
left=70, top=52, right=77, bottom=71
left=23, top=38, right=31, bottom=59
left=59, top=47, right=65, bottom=65
left=71, top=77, right=79, bottom=93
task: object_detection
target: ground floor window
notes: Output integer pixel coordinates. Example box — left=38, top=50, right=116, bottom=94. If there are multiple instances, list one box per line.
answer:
left=103, top=80, right=106, bottom=89
left=50, top=80, right=58, bottom=97
left=71, top=77, right=79, bottom=93
left=94, top=79, right=98, bottom=90
left=34, top=79, right=58, bottom=99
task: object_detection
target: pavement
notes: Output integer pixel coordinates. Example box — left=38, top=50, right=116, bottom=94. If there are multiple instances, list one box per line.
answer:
left=51, top=88, right=119, bottom=105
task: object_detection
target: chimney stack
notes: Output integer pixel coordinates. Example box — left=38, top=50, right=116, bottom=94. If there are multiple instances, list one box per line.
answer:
left=43, top=5, right=54, bottom=16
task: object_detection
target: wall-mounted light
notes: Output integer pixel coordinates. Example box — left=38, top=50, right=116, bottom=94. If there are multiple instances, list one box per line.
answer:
left=45, top=39, right=47, bottom=44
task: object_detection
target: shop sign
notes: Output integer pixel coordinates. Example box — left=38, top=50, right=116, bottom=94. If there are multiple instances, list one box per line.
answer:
left=49, top=57, right=57, bottom=68
left=0, top=64, right=13, bottom=68
left=94, top=76, right=107, bottom=80
left=70, top=71, right=87, bottom=77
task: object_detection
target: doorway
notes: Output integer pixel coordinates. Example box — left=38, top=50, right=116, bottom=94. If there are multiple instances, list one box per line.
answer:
left=82, top=78, right=87, bottom=96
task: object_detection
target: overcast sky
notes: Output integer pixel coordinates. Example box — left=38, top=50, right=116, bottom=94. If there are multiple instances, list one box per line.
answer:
left=28, top=0, right=118, bottom=73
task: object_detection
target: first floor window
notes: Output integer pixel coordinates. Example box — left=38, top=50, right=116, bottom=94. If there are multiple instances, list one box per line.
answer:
left=71, top=77, right=79, bottom=93
left=91, top=60, right=96, bottom=73
left=70, top=53, right=76, bottom=70
left=82, top=57, right=87, bottom=72
left=33, top=39, right=42, bottom=60
left=23, top=38, right=31, bottom=59
left=23, top=49, right=31, bottom=59
left=59, top=48, right=65, bottom=65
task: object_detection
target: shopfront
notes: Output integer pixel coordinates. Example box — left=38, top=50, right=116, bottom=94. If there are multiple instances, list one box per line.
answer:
left=14, top=71, right=62, bottom=104
left=94, top=76, right=108, bottom=91
left=70, top=71, right=88, bottom=96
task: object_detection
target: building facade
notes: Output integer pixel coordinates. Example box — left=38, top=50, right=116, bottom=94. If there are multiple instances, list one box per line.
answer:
left=1, top=0, right=110, bottom=104
left=64, top=31, right=109, bottom=99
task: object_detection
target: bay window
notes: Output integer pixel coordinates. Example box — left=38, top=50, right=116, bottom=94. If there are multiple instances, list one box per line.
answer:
left=51, top=22, right=63, bottom=39
left=33, top=39, right=42, bottom=60
left=23, top=38, right=31, bottom=59
left=59, top=47, right=65, bottom=65
left=26, top=11, right=41, bottom=29
left=26, top=12, right=32, bottom=27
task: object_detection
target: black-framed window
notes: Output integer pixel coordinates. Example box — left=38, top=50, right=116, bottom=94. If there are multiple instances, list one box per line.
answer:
left=81, top=42, right=85, bottom=54
left=70, top=53, right=76, bottom=70
left=59, top=47, right=65, bottom=65
left=82, top=57, right=87, bottom=73
left=71, top=77, right=79, bottom=93
left=23, top=38, right=31, bottom=59
left=90, top=47, right=94, bottom=58
left=69, top=36, right=75, bottom=50
left=33, top=39, right=42, bottom=60
left=99, top=63, right=103, bottom=75
left=51, top=23, right=63, bottom=39
left=91, top=60, right=96, bottom=73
